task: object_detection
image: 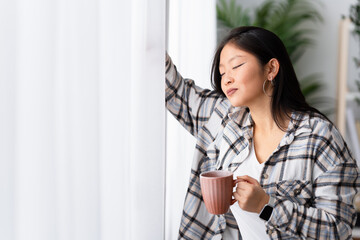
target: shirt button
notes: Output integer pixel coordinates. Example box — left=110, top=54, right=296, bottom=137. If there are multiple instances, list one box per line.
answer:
left=262, top=173, right=268, bottom=179
left=294, top=188, right=301, bottom=196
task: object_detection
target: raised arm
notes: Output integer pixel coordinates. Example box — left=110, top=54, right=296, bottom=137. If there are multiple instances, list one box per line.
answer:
left=165, top=52, right=224, bottom=137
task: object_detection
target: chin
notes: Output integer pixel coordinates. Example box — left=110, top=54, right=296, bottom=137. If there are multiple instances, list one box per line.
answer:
left=228, top=99, right=244, bottom=107
left=230, top=103, right=245, bottom=108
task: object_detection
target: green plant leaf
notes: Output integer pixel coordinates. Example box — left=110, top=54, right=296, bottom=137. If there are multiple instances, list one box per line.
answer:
left=253, top=1, right=275, bottom=27
left=217, top=0, right=251, bottom=29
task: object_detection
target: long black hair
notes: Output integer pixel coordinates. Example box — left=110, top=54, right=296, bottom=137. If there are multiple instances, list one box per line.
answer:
left=211, top=26, right=327, bottom=129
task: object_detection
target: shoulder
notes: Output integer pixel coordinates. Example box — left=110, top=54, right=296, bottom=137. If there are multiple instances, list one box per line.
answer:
left=307, top=113, right=343, bottom=144
left=296, top=112, right=355, bottom=165
left=293, top=111, right=341, bottom=140
left=199, top=99, right=247, bottom=142
left=206, top=96, right=232, bottom=118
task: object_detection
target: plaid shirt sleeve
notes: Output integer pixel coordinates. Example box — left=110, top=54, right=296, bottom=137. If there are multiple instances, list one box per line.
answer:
left=165, top=52, right=223, bottom=137
left=266, top=122, right=359, bottom=239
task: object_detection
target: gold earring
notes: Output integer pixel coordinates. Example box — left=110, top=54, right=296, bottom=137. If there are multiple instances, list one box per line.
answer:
left=263, top=80, right=272, bottom=97
left=268, top=76, right=275, bottom=86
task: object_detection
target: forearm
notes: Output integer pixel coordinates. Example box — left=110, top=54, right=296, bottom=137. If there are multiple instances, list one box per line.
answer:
left=266, top=196, right=355, bottom=239
left=165, top=52, right=221, bottom=136
left=165, top=52, right=197, bottom=135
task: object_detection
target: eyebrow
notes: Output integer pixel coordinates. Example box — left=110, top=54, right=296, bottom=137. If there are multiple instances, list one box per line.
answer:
left=219, top=55, right=245, bottom=67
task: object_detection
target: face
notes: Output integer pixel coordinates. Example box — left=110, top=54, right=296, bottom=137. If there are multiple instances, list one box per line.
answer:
left=219, top=43, right=267, bottom=107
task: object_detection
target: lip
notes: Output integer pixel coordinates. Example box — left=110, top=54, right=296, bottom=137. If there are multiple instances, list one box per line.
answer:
left=226, top=88, right=238, bottom=96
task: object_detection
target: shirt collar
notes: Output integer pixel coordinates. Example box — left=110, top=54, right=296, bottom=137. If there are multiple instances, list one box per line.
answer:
left=279, top=111, right=312, bottom=147
left=227, top=108, right=312, bottom=147
left=227, top=107, right=253, bottom=143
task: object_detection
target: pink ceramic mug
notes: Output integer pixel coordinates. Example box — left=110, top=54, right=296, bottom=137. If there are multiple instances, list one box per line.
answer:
left=200, top=170, right=241, bottom=215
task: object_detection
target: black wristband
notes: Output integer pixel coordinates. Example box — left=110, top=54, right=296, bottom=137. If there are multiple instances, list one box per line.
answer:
left=259, top=196, right=275, bottom=221
left=259, top=205, right=273, bottom=221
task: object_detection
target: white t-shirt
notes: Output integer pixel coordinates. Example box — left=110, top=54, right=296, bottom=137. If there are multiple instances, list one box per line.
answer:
left=229, top=143, right=270, bottom=240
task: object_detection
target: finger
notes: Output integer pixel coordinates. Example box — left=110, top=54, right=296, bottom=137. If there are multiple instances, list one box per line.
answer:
left=236, top=181, right=252, bottom=190
left=237, top=175, right=259, bottom=185
left=233, top=178, right=246, bottom=186
left=233, top=191, right=241, bottom=200
left=231, top=191, right=239, bottom=204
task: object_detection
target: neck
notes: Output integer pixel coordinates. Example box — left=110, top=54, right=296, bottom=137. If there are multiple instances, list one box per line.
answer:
left=248, top=101, right=288, bottom=135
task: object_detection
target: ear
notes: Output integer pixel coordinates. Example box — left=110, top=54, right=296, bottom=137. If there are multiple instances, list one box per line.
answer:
left=266, top=58, right=279, bottom=81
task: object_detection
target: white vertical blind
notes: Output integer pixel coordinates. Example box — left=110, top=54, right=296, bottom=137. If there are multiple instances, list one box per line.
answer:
left=0, top=1, right=16, bottom=239
left=99, top=0, right=132, bottom=239
left=0, top=0, right=165, bottom=239
left=55, top=1, right=101, bottom=239
left=166, top=0, right=216, bottom=238
left=129, top=0, right=166, bottom=239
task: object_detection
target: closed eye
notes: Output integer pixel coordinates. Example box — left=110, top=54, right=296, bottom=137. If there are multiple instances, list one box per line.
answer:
left=220, top=62, right=245, bottom=77
left=233, top=62, right=246, bottom=69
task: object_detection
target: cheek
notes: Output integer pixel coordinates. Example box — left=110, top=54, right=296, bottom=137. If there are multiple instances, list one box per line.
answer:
left=241, top=71, right=264, bottom=91
left=235, top=77, right=252, bottom=91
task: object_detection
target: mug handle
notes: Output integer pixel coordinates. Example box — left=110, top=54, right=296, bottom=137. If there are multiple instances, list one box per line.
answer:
left=231, top=178, right=244, bottom=205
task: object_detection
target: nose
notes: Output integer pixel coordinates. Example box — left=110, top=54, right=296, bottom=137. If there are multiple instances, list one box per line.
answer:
left=224, top=75, right=234, bottom=86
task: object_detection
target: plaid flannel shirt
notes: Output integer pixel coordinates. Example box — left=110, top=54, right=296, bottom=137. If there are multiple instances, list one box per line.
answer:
left=165, top=53, right=360, bottom=240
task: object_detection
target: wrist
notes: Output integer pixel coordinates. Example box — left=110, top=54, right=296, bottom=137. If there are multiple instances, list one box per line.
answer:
left=259, top=195, right=275, bottom=221
left=257, top=194, right=270, bottom=214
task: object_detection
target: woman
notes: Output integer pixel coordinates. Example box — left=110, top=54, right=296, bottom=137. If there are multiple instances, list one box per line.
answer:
left=166, top=26, right=359, bottom=239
